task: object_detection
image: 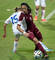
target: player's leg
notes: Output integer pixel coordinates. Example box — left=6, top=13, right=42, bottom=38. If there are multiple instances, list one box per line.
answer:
left=28, top=32, right=48, bottom=57
left=34, top=0, right=40, bottom=21
left=41, top=0, right=46, bottom=22
left=13, top=34, right=20, bottom=53
left=33, top=27, right=51, bottom=52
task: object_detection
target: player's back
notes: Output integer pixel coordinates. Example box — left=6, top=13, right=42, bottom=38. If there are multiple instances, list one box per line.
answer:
left=25, top=13, right=36, bottom=32
left=10, top=12, right=22, bottom=25
left=10, top=11, right=27, bottom=32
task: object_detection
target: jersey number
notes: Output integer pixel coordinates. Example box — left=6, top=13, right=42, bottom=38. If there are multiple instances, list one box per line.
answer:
left=11, top=15, right=18, bottom=24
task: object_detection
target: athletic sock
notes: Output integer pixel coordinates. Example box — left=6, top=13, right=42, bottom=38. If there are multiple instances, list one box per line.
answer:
left=41, top=10, right=45, bottom=19
left=35, top=43, right=47, bottom=55
left=39, top=41, right=48, bottom=50
left=13, top=40, right=18, bottom=52
left=35, top=9, right=39, bottom=16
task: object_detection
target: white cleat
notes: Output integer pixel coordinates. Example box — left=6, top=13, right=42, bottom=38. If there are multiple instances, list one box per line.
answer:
left=13, top=49, right=16, bottom=53
left=46, top=49, right=54, bottom=53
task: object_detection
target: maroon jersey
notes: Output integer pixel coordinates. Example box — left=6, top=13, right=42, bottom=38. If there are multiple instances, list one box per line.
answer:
left=19, top=12, right=43, bottom=41
left=24, top=13, right=43, bottom=41
left=19, top=13, right=36, bottom=32
left=25, top=13, right=36, bottom=32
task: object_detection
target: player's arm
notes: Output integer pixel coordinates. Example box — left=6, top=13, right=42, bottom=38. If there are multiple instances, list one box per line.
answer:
left=17, top=13, right=29, bottom=37
left=3, top=24, right=7, bottom=38
left=3, top=17, right=10, bottom=38
left=17, top=24, right=24, bottom=33
left=17, top=25, right=29, bottom=37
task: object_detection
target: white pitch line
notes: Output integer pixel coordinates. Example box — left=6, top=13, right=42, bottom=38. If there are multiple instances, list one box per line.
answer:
left=45, top=10, right=55, bottom=20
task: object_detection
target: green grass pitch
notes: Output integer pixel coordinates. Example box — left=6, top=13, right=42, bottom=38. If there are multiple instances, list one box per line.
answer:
left=0, top=0, right=55, bottom=60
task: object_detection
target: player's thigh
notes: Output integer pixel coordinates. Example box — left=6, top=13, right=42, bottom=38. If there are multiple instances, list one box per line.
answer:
left=28, top=32, right=35, bottom=40
left=28, top=32, right=38, bottom=44
left=41, top=0, right=46, bottom=7
left=13, top=30, right=22, bottom=40
left=34, top=28, right=43, bottom=41
left=13, top=28, right=23, bottom=35
left=35, top=0, right=40, bottom=6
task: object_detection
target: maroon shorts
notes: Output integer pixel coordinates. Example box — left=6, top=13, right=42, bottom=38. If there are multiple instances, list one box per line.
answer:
left=27, top=27, right=43, bottom=41
left=33, top=27, right=43, bottom=41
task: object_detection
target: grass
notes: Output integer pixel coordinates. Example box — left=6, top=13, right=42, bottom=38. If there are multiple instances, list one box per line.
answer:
left=0, top=0, right=55, bottom=60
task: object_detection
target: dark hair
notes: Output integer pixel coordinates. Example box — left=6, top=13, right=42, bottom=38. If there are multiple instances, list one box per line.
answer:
left=15, top=7, right=21, bottom=12
left=21, top=3, right=31, bottom=14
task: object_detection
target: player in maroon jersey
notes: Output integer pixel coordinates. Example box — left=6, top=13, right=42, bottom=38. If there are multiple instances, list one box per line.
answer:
left=21, top=3, right=53, bottom=53
left=17, top=3, right=48, bottom=58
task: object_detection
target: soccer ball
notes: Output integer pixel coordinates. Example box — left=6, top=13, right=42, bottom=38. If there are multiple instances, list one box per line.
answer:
left=34, top=50, right=43, bottom=59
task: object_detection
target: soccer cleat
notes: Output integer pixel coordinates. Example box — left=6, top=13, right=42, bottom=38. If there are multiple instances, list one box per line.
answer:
left=13, top=49, right=16, bottom=53
left=42, top=54, right=48, bottom=59
left=34, top=16, right=38, bottom=21
left=41, top=19, right=47, bottom=22
left=44, top=55, right=48, bottom=58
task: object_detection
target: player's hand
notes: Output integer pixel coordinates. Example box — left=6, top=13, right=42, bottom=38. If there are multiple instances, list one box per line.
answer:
left=3, top=34, right=6, bottom=38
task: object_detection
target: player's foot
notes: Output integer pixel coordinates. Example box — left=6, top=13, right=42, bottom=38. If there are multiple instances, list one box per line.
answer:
left=34, top=16, right=38, bottom=21
left=42, top=54, right=48, bottom=59
left=13, top=49, right=16, bottom=53
left=41, top=19, right=47, bottom=22
left=44, top=55, right=48, bottom=58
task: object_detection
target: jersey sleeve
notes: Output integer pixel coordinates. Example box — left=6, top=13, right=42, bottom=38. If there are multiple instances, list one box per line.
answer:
left=17, top=13, right=25, bottom=26
left=19, top=13, right=25, bottom=21
left=5, top=17, right=11, bottom=24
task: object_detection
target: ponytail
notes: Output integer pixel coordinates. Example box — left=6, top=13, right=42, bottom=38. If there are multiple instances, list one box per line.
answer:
left=14, top=7, right=21, bottom=12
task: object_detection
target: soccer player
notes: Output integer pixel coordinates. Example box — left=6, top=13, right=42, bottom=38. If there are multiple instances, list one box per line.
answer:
left=20, top=2, right=52, bottom=54
left=34, top=0, right=46, bottom=22
left=17, top=3, right=48, bottom=58
left=3, top=7, right=28, bottom=53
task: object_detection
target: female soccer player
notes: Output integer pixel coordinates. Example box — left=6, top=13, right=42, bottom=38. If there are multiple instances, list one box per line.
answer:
left=3, top=7, right=29, bottom=52
left=20, top=3, right=53, bottom=53
left=16, top=3, right=48, bottom=58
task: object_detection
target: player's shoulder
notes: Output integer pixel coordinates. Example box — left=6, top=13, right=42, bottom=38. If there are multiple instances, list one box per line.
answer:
left=18, top=11, right=25, bottom=21
left=15, top=11, right=24, bottom=18
left=17, top=11, right=24, bottom=15
left=10, top=12, right=16, bottom=17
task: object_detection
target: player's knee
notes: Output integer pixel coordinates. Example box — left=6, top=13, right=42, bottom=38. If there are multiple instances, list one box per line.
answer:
left=28, top=32, right=35, bottom=40
left=36, top=7, right=39, bottom=10
left=33, top=37, right=39, bottom=44
left=41, top=7, right=45, bottom=10
left=15, top=38, right=19, bottom=41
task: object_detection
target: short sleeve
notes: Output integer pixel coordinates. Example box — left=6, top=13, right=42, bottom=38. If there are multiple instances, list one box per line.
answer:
left=5, top=17, right=11, bottom=24
left=17, top=13, right=25, bottom=26
left=19, top=13, right=25, bottom=21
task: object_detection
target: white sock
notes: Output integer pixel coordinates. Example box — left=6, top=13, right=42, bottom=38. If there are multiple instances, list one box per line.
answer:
left=35, top=9, right=39, bottom=16
left=39, top=41, right=48, bottom=50
left=41, top=10, right=45, bottom=19
left=13, top=40, right=18, bottom=52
